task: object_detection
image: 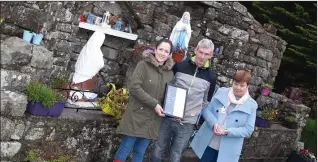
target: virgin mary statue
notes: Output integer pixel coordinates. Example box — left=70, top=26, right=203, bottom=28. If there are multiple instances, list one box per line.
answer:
left=169, top=11, right=192, bottom=61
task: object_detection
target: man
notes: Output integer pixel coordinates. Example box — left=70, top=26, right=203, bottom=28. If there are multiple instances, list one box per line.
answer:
left=152, top=38, right=218, bottom=162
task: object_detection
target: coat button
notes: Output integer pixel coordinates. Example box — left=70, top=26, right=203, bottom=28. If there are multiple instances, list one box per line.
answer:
left=235, top=119, right=238, bottom=122
left=216, top=110, right=219, bottom=113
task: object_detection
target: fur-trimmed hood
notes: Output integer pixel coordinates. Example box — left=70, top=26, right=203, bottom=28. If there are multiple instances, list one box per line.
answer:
left=142, top=49, right=174, bottom=71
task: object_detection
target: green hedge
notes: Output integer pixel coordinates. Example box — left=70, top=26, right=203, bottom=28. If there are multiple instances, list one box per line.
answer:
left=301, top=118, right=317, bottom=156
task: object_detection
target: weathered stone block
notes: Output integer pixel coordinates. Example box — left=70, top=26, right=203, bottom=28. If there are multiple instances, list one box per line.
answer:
left=137, top=30, right=156, bottom=41
left=2, top=5, right=52, bottom=32
left=256, top=95, right=279, bottom=108
left=48, top=39, right=73, bottom=53
left=54, top=8, right=74, bottom=23
left=166, top=14, right=179, bottom=28
left=233, top=2, right=247, bottom=16
left=30, top=45, right=54, bottom=69
left=10, top=122, right=26, bottom=140
left=1, top=91, right=27, bottom=117
left=206, top=21, right=223, bottom=30
left=243, top=55, right=257, bottom=65
left=218, top=25, right=249, bottom=42
left=25, top=128, right=45, bottom=140
left=1, top=69, right=31, bottom=92
left=252, top=66, right=269, bottom=79
left=1, top=37, right=33, bottom=70
left=256, top=47, right=273, bottom=62
left=259, top=33, right=277, bottom=50
left=1, top=23, right=23, bottom=36
left=103, top=35, right=133, bottom=50
left=55, top=23, right=78, bottom=33
left=1, top=142, right=21, bottom=158
left=204, top=7, right=217, bottom=20
left=53, top=54, right=70, bottom=67
left=101, top=60, right=120, bottom=76
left=101, top=47, right=118, bottom=60
left=1, top=117, right=15, bottom=140
left=45, top=31, right=72, bottom=41
left=184, top=5, right=205, bottom=20
left=250, top=75, right=262, bottom=86
left=271, top=57, right=281, bottom=70
left=201, top=1, right=222, bottom=8
left=256, top=58, right=267, bottom=68
left=153, top=21, right=171, bottom=37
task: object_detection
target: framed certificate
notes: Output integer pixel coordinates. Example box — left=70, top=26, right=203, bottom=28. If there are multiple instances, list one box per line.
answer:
left=163, top=83, right=188, bottom=119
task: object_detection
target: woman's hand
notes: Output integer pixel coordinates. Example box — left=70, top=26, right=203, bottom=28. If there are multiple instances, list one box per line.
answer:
left=154, top=104, right=165, bottom=117
left=213, top=123, right=224, bottom=136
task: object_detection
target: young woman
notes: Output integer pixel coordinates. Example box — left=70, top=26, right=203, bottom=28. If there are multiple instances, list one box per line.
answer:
left=190, top=70, right=258, bottom=162
left=114, top=39, right=174, bottom=162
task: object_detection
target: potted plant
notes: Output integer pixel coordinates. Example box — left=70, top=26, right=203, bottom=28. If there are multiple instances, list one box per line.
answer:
left=287, top=149, right=316, bottom=162
left=283, top=116, right=298, bottom=129
left=25, top=82, right=66, bottom=117
left=50, top=75, right=70, bottom=100
left=255, top=108, right=279, bottom=128
left=98, top=83, right=129, bottom=124
left=261, top=83, right=274, bottom=96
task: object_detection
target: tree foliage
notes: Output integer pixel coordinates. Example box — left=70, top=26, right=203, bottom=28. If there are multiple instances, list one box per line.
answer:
left=242, top=2, right=317, bottom=92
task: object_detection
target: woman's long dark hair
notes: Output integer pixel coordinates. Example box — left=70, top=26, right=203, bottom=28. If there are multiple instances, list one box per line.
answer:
left=155, top=38, right=173, bottom=54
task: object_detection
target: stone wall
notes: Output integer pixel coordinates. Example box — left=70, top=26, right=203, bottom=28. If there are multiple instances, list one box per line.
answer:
left=0, top=109, right=298, bottom=162
left=125, top=1, right=288, bottom=97
left=1, top=1, right=287, bottom=97
left=256, top=92, right=311, bottom=144
left=1, top=1, right=136, bottom=95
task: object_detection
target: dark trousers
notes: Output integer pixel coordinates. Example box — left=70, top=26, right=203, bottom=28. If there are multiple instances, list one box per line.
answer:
left=200, top=146, right=219, bottom=162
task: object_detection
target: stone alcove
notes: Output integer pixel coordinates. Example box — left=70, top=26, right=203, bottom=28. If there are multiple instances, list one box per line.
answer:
left=1, top=1, right=308, bottom=162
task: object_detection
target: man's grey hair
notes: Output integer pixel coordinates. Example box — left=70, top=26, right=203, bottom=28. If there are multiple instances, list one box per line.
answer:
left=196, top=38, right=214, bottom=54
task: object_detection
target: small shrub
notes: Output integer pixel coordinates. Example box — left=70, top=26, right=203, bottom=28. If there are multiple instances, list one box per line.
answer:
left=285, top=116, right=296, bottom=122
left=51, top=76, right=69, bottom=89
left=25, top=82, right=64, bottom=108
left=24, top=151, right=38, bottom=161
left=257, top=108, right=279, bottom=121
left=262, top=83, right=274, bottom=89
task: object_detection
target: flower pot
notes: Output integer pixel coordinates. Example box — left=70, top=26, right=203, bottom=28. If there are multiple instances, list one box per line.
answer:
left=287, top=151, right=313, bottom=162
left=32, top=33, right=43, bottom=45
left=283, top=121, right=299, bottom=129
left=23, top=31, right=34, bottom=43
left=172, top=51, right=185, bottom=63
left=26, top=101, right=66, bottom=117
left=255, top=116, right=271, bottom=128
left=261, top=88, right=271, bottom=96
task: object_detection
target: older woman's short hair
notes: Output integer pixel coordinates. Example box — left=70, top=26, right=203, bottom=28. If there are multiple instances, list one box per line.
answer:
left=233, top=70, right=251, bottom=85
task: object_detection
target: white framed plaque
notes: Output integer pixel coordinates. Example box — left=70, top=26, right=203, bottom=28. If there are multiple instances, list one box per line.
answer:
left=163, top=83, right=188, bottom=119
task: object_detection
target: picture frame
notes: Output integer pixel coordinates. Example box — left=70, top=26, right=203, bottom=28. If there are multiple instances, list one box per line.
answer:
left=163, top=83, right=188, bottom=119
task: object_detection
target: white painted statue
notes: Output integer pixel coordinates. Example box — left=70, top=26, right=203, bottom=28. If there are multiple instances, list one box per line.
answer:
left=169, top=11, right=192, bottom=61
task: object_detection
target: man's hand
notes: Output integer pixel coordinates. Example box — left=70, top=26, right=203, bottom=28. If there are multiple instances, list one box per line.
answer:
left=154, top=104, right=165, bottom=117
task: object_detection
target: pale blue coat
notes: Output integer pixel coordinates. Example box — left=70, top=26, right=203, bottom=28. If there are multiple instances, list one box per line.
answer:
left=190, top=87, right=258, bottom=162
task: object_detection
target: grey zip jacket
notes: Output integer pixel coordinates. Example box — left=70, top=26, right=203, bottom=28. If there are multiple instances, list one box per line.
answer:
left=171, top=56, right=217, bottom=124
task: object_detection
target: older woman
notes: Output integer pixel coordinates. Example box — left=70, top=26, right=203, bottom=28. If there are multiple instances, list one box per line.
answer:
left=114, top=39, right=174, bottom=162
left=190, top=70, right=258, bottom=162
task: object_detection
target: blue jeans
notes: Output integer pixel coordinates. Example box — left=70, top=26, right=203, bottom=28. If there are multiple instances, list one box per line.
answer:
left=151, top=117, right=194, bottom=162
left=200, top=147, right=219, bottom=162
left=114, top=135, right=150, bottom=162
